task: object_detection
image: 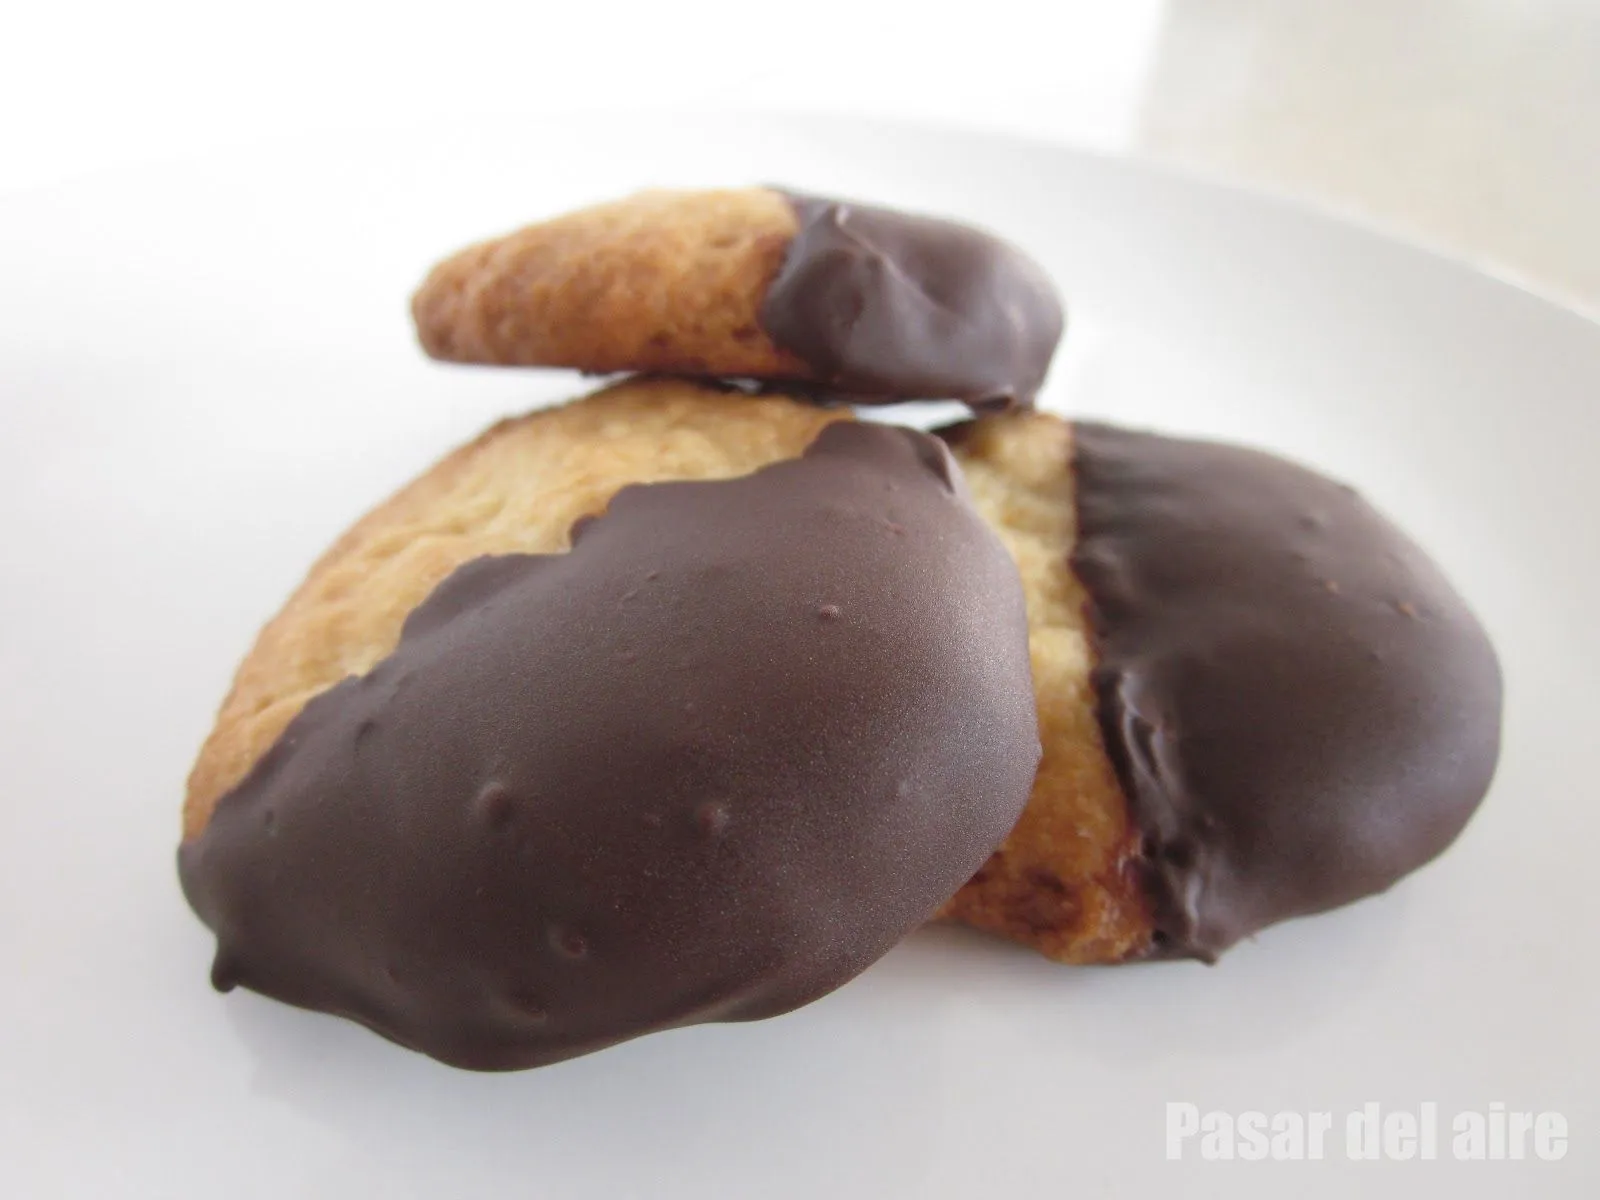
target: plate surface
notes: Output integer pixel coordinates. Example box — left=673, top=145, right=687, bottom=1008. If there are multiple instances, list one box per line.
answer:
left=2, top=115, right=1595, bottom=1197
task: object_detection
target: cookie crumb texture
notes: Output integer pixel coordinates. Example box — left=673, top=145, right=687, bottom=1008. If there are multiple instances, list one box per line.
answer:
left=184, top=378, right=845, bottom=835
left=410, top=186, right=1064, bottom=409
left=938, top=413, right=1153, bottom=963
left=411, top=189, right=808, bottom=377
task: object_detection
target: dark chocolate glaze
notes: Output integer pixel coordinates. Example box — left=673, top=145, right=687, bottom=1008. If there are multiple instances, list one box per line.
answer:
left=760, top=190, right=1064, bottom=411
left=180, top=423, right=1040, bottom=1070
left=1068, top=422, right=1502, bottom=961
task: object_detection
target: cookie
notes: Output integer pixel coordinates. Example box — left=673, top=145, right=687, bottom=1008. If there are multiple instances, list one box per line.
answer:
left=932, top=413, right=1150, bottom=961
left=938, top=412, right=1503, bottom=963
left=410, top=188, right=1063, bottom=410
left=179, top=376, right=1042, bottom=1070
left=184, top=376, right=849, bottom=834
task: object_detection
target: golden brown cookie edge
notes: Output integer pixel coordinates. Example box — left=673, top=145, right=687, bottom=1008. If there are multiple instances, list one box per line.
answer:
left=936, top=412, right=1155, bottom=963
left=410, top=188, right=815, bottom=380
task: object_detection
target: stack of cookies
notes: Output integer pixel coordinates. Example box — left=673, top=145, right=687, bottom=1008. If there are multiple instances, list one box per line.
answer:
left=178, top=188, right=1503, bottom=1071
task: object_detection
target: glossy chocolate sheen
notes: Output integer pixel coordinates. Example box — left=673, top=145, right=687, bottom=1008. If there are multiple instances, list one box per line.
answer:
left=180, top=423, right=1040, bottom=1070
left=1070, top=422, right=1502, bottom=962
left=760, top=190, right=1063, bottom=410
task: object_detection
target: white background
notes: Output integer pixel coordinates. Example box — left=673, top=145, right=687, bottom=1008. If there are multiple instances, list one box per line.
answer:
left=5, top=0, right=1598, bottom=311
left=3, top=4, right=1598, bottom=1197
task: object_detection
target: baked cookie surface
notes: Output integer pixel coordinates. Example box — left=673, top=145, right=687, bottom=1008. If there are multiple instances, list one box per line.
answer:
left=180, top=377, right=1043, bottom=1070
left=941, top=411, right=1503, bottom=964
left=935, top=412, right=1151, bottom=963
left=412, top=190, right=806, bottom=381
left=186, top=385, right=1504, bottom=977
left=184, top=376, right=848, bottom=837
left=411, top=188, right=1063, bottom=409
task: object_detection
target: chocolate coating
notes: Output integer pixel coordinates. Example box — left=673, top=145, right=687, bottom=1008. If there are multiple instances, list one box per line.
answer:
left=760, top=190, right=1064, bottom=410
left=1070, top=422, right=1502, bottom=961
left=180, top=423, right=1040, bottom=1070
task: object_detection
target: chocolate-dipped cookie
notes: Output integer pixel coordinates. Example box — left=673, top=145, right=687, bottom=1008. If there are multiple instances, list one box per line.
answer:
left=410, top=188, right=1063, bottom=410
left=180, top=378, right=1041, bottom=1070
left=937, top=412, right=1503, bottom=962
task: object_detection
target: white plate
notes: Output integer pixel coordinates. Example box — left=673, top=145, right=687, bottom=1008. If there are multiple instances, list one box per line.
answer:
left=2, top=115, right=1595, bottom=1198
